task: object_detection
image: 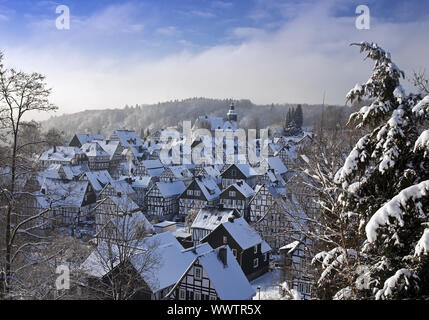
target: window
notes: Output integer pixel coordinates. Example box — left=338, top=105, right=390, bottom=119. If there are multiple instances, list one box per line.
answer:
left=179, top=288, right=186, bottom=300
left=254, top=245, right=258, bottom=254
left=195, top=266, right=202, bottom=280
left=194, top=292, right=201, bottom=300
left=223, top=236, right=228, bottom=244
left=187, top=190, right=193, bottom=196
left=264, top=253, right=268, bottom=261
left=195, top=190, right=201, bottom=196
left=209, top=295, right=217, bottom=300
left=229, top=191, right=236, bottom=197
left=253, top=258, right=259, bottom=268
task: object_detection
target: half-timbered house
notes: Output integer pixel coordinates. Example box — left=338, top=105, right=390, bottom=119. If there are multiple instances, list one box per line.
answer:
left=201, top=216, right=271, bottom=280
left=190, top=207, right=240, bottom=245
left=166, top=245, right=255, bottom=300
left=219, top=181, right=255, bottom=219
left=178, top=176, right=221, bottom=217
left=145, top=180, right=186, bottom=220
left=220, top=163, right=258, bottom=189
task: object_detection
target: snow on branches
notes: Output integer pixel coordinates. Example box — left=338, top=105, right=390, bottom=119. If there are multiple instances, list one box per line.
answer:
left=365, top=180, right=429, bottom=244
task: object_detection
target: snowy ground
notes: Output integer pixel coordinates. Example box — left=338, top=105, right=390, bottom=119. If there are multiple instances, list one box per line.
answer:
left=250, top=268, right=283, bottom=300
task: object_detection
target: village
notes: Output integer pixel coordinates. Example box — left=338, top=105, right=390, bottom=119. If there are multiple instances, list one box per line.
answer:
left=17, top=102, right=317, bottom=300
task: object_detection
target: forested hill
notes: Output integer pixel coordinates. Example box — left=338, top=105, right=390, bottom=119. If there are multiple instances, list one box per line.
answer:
left=41, top=97, right=351, bottom=139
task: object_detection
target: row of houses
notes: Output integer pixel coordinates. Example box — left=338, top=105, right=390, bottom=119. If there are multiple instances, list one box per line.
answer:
left=28, top=104, right=317, bottom=299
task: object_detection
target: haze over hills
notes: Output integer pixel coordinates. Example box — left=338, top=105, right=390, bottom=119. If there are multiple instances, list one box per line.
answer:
left=41, top=97, right=351, bottom=139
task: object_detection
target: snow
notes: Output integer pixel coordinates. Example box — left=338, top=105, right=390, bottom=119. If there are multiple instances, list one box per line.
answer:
left=81, top=142, right=110, bottom=157
left=223, top=181, right=255, bottom=198
left=191, top=207, right=237, bottom=231
left=365, top=180, right=429, bottom=243
left=334, top=136, right=369, bottom=184
left=74, top=133, right=104, bottom=145
left=39, top=146, right=84, bottom=162
left=194, top=176, right=221, bottom=201
left=414, top=129, right=429, bottom=154
left=280, top=240, right=300, bottom=254
left=197, top=246, right=255, bottom=300
left=412, top=94, right=429, bottom=117
left=374, top=268, right=418, bottom=300
left=415, top=228, right=429, bottom=256
left=250, top=269, right=283, bottom=300
left=220, top=217, right=270, bottom=251
left=267, top=156, right=287, bottom=175
left=156, top=180, right=186, bottom=198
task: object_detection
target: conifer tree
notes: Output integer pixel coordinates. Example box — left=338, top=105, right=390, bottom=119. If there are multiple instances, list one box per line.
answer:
left=332, top=42, right=429, bottom=299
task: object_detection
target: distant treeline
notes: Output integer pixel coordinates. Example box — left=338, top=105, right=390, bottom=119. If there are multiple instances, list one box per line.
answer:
left=42, top=97, right=355, bottom=139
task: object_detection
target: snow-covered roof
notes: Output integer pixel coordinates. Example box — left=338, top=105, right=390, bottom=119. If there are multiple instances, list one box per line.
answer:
left=229, top=163, right=258, bottom=178
left=97, top=140, right=120, bottom=160
left=196, top=246, right=255, bottom=300
left=193, top=176, right=221, bottom=201
left=222, top=181, right=255, bottom=198
left=154, top=221, right=176, bottom=228
left=133, top=234, right=211, bottom=293
left=167, top=166, right=193, bottom=180
left=110, top=180, right=136, bottom=196
left=39, top=146, right=85, bottom=162
left=81, top=170, right=112, bottom=192
left=215, top=217, right=271, bottom=252
left=73, top=133, right=104, bottom=145
left=267, top=156, right=287, bottom=175
left=156, top=181, right=186, bottom=198
left=191, top=207, right=238, bottom=231
left=196, top=116, right=237, bottom=131
left=37, top=178, right=89, bottom=208
left=140, top=159, right=164, bottom=170
left=111, top=130, right=143, bottom=148
left=146, top=168, right=165, bottom=178
left=126, top=176, right=152, bottom=189
left=81, top=142, right=110, bottom=157
left=107, top=195, right=140, bottom=213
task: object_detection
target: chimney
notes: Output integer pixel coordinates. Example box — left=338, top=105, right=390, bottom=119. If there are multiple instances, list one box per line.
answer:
left=228, top=216, right=235, bottom=223
left=53, top=146, right=57, bottom=153
left=218, top=247, right=227, bottom=267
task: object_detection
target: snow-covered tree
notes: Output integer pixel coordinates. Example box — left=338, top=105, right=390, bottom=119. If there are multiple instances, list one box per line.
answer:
left=333, top=42, right=429, bottom=299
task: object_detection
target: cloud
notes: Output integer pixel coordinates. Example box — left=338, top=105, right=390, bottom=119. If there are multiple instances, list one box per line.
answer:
left=212, top=1, right=233, bottom=9
left=189, top=10, right=216, bottom=18
left=156, top=26, right=180, bottom=37
left=2, top=0, right=428, bottom=121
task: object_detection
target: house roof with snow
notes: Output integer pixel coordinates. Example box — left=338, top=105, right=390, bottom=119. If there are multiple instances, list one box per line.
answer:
left=170, top=246, right=255, bottom=300
left=155, top=181, right=186, bottom=198
left=70, top=133, right=104, bottom=147
left=191, top=207, right=240, bottom=231
left=203, top=216, right=271, bottom=253
left=221, top=181, right=255, bottom=199
left=190, top=176, right=221, bottom=201
left=36, top=178, right=89, bottom=208
left=81, top=170, right=113, bottom=192
left=81, top=142, right=110, bottom=158
left=221, top=163, right=258, bottom=178
left=39, top=146, right=85, bottom=162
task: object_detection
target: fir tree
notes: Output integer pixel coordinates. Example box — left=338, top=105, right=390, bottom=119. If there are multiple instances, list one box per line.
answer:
left=295, top=104, right=303, bottom=127
left=332, top=42, right=429, bottom=299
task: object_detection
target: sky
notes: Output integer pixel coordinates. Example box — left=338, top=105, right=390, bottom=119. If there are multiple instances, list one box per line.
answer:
left=0, top=0, right=428, bottom=120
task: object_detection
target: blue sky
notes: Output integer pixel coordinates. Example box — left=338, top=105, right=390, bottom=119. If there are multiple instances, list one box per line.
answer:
left=0, top=0, right=428, bottom=120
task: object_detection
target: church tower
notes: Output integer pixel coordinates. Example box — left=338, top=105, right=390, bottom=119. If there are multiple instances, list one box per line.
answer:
left=226, top=103, right=237, bottom=122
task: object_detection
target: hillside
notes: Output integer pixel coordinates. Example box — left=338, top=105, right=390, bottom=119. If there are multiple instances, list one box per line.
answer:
left=41, top=97, right=350, bottom=139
